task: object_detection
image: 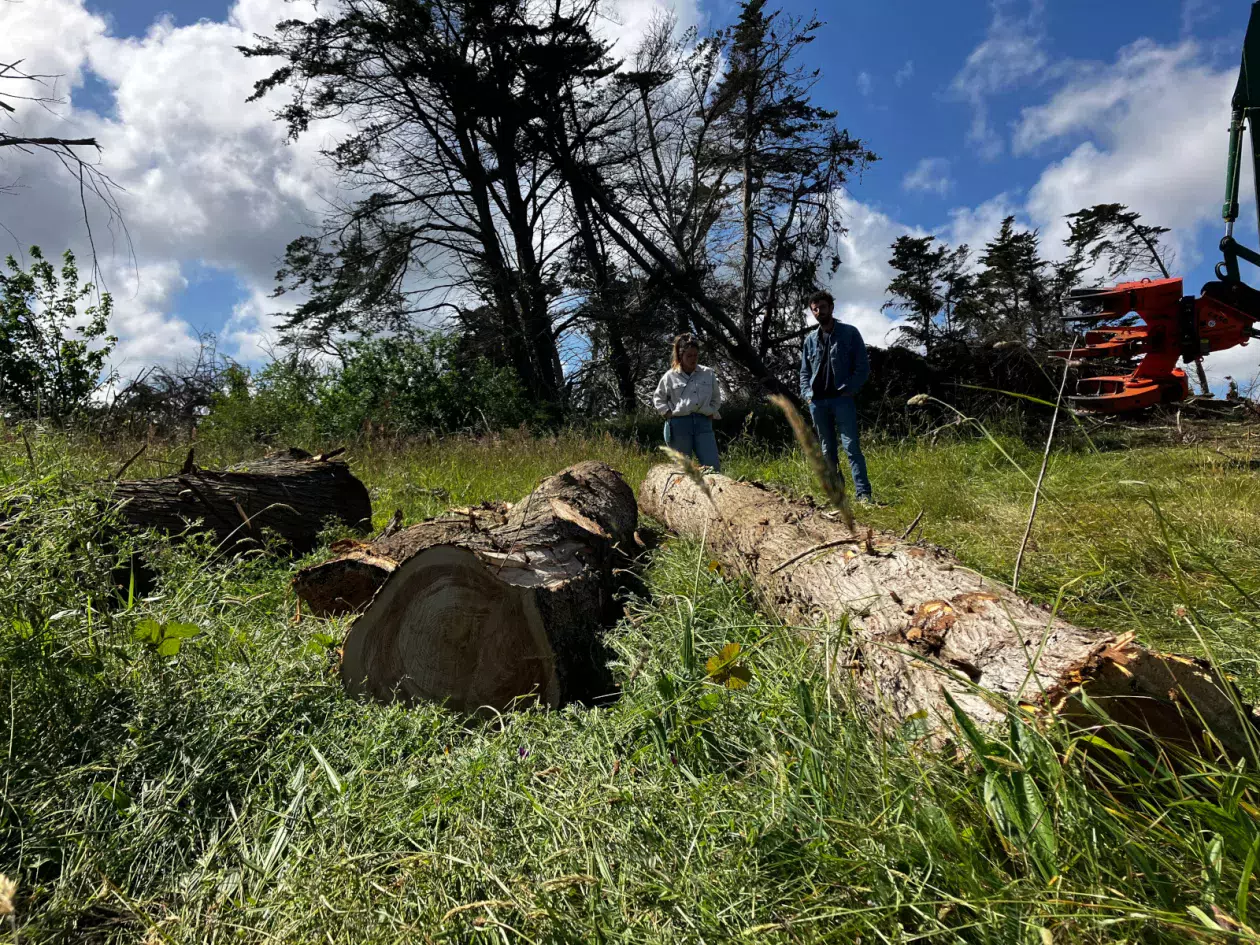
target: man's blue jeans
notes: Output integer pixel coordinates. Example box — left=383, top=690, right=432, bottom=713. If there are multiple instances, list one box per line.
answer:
left=664, top=414, right=721, bottom=472
left=809, top=395, right=871, bottom=499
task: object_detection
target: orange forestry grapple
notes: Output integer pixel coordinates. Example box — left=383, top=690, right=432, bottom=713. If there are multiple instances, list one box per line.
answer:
left=1055, top=277, right=1260, bottom=413
left=1058, top=1, right=1260, bottom=413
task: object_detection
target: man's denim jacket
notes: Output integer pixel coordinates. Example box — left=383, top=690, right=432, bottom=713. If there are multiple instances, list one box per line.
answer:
left=798, top=322, right=870, bottom=404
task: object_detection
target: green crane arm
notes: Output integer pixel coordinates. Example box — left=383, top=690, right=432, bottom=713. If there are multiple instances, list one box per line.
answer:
left=1220, top=1, right=1260, bottom=282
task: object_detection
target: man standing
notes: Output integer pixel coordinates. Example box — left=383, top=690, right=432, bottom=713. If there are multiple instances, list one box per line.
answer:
left=798, top=290, right=874, bottom=502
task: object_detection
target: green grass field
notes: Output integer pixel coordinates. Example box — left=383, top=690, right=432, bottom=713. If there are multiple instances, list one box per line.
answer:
left=3, top=425, right=1260, bottom=943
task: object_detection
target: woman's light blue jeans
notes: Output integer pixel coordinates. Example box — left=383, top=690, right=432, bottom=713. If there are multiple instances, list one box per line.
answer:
left=664, top=413, right=721, bottom=472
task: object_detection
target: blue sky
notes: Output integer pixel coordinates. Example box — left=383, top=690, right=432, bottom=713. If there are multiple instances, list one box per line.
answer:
left=6, top=0, right=1259, bottom=388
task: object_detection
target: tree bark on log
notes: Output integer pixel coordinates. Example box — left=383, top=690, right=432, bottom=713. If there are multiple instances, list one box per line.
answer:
left=294, top=503, right=511, bottom=617
left=639, top=465, right=1258, bottom=754
left=112, top=448, right=372, bottom=555
left=339, top=461, right=637, bottom=711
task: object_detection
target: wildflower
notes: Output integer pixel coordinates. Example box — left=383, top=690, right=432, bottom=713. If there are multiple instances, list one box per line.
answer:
left=518, top=746, right=530, bottom=761
left=907, top=393, right=931, bottom=407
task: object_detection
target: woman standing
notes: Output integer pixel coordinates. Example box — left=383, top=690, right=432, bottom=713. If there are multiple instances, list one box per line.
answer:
left=653, top=333, right=723, bottom=472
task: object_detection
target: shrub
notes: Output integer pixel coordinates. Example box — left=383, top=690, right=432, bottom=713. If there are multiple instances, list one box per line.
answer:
left=199, top=333, right=535, bottom=446
left=316, top=334, right=534, bottom=436
left=199, top=357, right=325, bottom=446
left=0, top=247, right=116, bottom=424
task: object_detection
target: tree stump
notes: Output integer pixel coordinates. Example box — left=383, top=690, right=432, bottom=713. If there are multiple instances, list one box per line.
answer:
left=639, top=464, right=1258, bottom=755
left=339, top=461, right=637, bottom=711
left=112, top=447, right=371, bottom=555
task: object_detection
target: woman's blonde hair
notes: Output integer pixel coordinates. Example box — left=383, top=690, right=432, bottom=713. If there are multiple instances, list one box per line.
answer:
left=671, top=332, right=700, bottom=371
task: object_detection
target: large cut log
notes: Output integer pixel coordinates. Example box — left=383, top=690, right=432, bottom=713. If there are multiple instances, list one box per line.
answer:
left=294, top=502, right=511, bottom=616
left=339, top=461, right=637, bottom=711
left=112, top=448, right=372, bottom=555
left=640, top=465, right=1258, bottom=754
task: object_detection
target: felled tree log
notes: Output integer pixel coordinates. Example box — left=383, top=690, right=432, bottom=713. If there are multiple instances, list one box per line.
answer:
left=640, top=465, right=1258, bottom=754
left=340, top=461, right=637, bottom=711
left=294, top=502, right=511, bottom=616
left=112, top=448, right=371, bottom=555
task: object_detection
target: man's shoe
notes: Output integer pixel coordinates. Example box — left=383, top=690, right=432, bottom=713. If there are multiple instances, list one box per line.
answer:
left=855, top=495, right=887, bottom=508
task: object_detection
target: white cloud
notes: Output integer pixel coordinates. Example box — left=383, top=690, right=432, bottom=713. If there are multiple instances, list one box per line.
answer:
left=894, top=60, right=915, bottom=87
left=950, top=0, right=1047, bottom=160
left=0, top=0, right=335, bottom=379
left=224, top=286, right=290, bottom=364
left=106, top=260, right=203, bottom=371
left=1020, top=39, right=1235, bottom=259
left=1181, top=0, right=1217, bottom=36
left=596, top=0, right=702, bottom=55
left=943, top=193, right=1023, bottom=255
left=857, top=71, right=873, bottom=98
left=823, top=194, right=928, bottom=347
left=903, top=158, right=954, bottom=197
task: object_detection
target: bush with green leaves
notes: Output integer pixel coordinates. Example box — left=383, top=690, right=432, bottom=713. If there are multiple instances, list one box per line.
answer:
left=0, top=247, right=116, bottom=424
left=199, top=333, right=535, bottom=446
left=317, top=333, right=534, bottom=436
left=199, top=358, right=326, bottom=446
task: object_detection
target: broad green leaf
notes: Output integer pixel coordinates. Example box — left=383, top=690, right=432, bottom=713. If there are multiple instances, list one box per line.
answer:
left=157, top=637, right=181, bottom=657
left=164, top=621, right=201, bottom=639
left=133, top=618, right=161, bottom=644
left=92, top=782, right=133, bottom=812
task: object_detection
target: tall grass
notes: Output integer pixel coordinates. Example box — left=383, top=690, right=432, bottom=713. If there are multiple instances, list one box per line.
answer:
left=1, top=425, right=1259, bottom=941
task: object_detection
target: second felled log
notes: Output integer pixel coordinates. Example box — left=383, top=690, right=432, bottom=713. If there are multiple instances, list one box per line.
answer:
left=639, top=464, right=1258, bottom=755
left=113, top=447, right=371, bottom=555
left=338, top=461, right=638, bottom=711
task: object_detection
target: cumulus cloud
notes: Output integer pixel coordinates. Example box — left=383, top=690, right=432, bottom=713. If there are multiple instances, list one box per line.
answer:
left=857, top=71, right=873, bottom=98
left=902, top=158, right=954, bottom=197
left=1018, top=39, right=1236, bottom=259
left=894, top=60, right=915, bottom=87
left=821, top=194, right=929, bottom=347
left=950, top=0, right=1048, bottom=160
left=944, top=193, right=1024, bottom=255
left=2, top=0, right=330, bottom=376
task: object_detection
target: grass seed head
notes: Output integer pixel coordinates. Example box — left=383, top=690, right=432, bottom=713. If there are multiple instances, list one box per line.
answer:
left=0, top=874, right=14, bottom=916
left=659, top=445, right=714, bottom=503
left=769, top=395, right=854, bottom=532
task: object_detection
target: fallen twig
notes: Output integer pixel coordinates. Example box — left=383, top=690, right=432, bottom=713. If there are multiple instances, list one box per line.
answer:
left=770, top=537, right=863, bottom=574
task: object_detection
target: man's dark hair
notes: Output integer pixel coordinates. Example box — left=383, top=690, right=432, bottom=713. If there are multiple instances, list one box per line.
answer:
left=807, top=290, right=835, bottom=307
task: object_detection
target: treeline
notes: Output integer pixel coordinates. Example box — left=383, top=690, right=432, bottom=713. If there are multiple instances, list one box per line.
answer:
left=0, top=0, right=1202, bottom=436
left=240, top=0, right=1199, bottom=418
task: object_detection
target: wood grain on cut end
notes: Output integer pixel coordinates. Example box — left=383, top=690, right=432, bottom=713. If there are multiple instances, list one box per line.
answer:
left=336, top=462, right=637, bottom=711
left=341, top=545, right=560, bottom=711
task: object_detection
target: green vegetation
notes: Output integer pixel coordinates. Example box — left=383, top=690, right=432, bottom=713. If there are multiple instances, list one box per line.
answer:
left=0, top=248, right=115, bottom=424
left=3, top=427, right=1260, bottom=942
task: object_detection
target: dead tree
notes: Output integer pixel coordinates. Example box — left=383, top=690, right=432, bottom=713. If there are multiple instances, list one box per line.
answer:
left=640, top=465, right=1257, bottom=755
